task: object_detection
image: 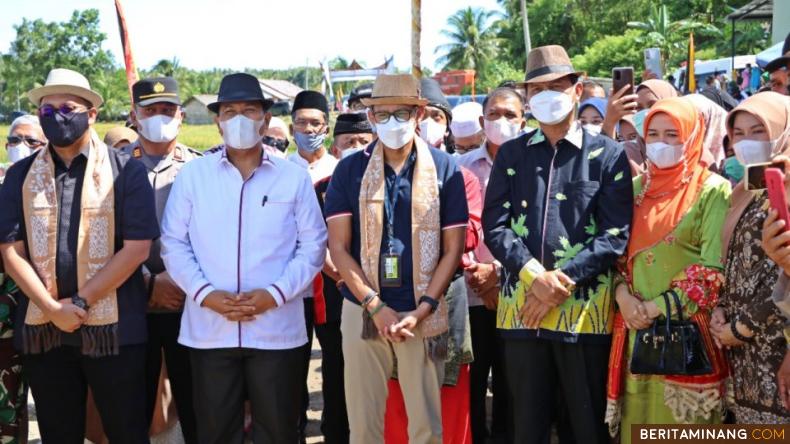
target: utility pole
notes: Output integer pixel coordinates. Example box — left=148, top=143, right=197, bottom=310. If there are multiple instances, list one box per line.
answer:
left=411, top=0, right=422, bottom=78
left=521, top=0, right=531, bottom=54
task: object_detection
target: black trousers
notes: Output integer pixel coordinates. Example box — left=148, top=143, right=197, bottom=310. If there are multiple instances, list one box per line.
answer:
left=468, top=306, right=510, bottom=444
left=300, top=298, right=350, bottom=444
left=503, top=337, right=610, bottom=444
left=23, top=344, right=149, bottom=444
left=144, top=312, right=197, bottom=444
left=190, top=346, right=302, bottom=444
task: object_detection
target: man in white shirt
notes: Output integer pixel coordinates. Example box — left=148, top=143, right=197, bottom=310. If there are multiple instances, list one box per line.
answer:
left=161, top=73, right=327, bottom=444
left=287, top=90, right=347, bottom=443
left=288, top=90, right=338, bottom=183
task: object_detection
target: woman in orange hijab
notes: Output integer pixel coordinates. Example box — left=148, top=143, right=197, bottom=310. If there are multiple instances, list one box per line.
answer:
left=714, top=91, right=790, bottom=424
left=605, top=98, right=731, bottom=443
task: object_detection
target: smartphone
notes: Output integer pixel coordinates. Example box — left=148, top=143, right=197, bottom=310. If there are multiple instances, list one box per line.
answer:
left=612, top=67, right=635, bottom=96
left=746, top=161, right=787, bottom=191
left=644, top=48, right=663, bottom=80
left=766, top=168, right=790, bottom=232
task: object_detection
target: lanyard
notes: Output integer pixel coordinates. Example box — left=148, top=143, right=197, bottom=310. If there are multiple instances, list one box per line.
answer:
left=383, top=150, right=417, bottom=252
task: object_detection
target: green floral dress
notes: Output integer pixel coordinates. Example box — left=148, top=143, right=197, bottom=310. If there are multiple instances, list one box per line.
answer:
left=607, top=174, right=731, bottom=444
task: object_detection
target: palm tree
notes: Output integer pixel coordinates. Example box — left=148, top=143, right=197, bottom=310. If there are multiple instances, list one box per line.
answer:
left=435, top=7, right=501, bottom=72
left=627, top=2, right=721, bottom=67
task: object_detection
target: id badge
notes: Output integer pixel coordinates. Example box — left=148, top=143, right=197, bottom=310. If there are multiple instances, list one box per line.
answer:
left=380, top=253, right=402, bottom=287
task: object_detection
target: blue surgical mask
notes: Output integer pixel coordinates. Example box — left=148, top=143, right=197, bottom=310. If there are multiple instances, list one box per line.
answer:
left=294, top=131, right=326, bottom=153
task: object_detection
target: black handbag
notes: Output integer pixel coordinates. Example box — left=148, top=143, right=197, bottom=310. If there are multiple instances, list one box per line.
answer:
left=630, top=290, right=712, bottom=376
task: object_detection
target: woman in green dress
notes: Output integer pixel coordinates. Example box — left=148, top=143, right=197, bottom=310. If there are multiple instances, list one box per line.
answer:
left=605, top=97, right=731, bottom=442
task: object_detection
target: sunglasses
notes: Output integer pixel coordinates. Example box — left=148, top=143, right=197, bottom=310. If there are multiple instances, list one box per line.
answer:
left=7, top=135, right=46, bottom=147
left=262, top=135, right=289, bottom=152
left=37, top=103, right=89, bottom=118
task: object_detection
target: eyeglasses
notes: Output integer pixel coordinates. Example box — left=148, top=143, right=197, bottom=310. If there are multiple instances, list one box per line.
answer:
left=373, top=108, right=415, bottom=124
left=7, top=136, right=46, bottom=148
left=262, top=135, right=289, bottom=152
left=38, top=104, right=89, bottom=118
left=292, top=119, right=326, bottom=131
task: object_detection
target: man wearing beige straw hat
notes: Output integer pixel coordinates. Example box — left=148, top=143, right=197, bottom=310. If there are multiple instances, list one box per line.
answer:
left=0, top=68, right=158, bottom=443
left=325, top=73, right=468, bottom=444
left=483, top=46, right=633, bottom=444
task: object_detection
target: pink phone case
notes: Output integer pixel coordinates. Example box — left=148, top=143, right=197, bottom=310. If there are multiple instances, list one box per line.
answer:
left=765, top=168, right=790, bottom=232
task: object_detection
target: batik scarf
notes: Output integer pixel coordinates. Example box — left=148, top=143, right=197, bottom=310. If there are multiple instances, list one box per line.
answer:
left=358, top=136, right=448, bottom=357
left=21, top=131, right=118, bottom=357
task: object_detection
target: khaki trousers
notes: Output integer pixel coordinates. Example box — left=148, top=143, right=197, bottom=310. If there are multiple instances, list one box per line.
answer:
left=341, top=300, right=442, bottom=444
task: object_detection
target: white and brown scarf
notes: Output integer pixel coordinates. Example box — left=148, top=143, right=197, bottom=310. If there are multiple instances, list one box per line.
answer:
left=358, top=137, right=449, bottom=357
left=22, top=131, right=119, bottom=357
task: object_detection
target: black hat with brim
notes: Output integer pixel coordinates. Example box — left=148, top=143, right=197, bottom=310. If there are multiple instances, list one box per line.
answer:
left=766, top=32, right=790, bottom=73
left=348, top=83, right=373, bottom=105
left=334, top=113, right=373, bottom=136
left=420, top=78, right=452, bottom=122
left=292, top=90, right=329, bottom=115
left=208, top=73, right=274, bottom=114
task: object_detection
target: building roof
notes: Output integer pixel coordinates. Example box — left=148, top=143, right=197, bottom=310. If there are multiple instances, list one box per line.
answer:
left=259, top=79, right=303, bottom=101
left=727, top=0, right=772, bottom=21
left=184, top=78, right=304, bottom=109
left=185, top=94, right=217, bottom=106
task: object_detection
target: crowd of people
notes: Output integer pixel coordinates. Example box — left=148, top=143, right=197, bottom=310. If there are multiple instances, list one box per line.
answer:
left=0, top=33, right=789, bottom=444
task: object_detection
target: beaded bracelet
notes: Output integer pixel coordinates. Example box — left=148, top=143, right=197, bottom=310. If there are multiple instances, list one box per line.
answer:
left=368, top=301, right=387, bottom=318
left=730, top=317, right=754, bottom=343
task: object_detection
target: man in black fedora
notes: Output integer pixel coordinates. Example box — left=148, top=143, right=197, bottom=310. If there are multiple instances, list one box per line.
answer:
left=160, top=72, right=327, bottom=444
left=483, top=45, right=633, bottom=444
left=765, top=32, right=790, bottom=96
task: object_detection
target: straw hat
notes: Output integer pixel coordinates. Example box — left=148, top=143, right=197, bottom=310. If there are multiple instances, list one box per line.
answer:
left=361, top=74, right=429, bottom=107
left=28, top=68, right=104, bottom=107
left=521, top=45, right=583, bottom=85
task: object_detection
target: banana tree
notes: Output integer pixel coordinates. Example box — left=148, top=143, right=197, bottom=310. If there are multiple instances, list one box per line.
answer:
left=627, top=2, right=721, bottom=68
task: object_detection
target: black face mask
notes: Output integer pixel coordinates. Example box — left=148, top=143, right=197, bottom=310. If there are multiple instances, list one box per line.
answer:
left=40, top=111, right=90, bottom=147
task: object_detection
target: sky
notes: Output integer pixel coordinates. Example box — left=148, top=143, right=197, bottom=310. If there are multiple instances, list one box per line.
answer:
left=0, top=0, right=504, bottom=73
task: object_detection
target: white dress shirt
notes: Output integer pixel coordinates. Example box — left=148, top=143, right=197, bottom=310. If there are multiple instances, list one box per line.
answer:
left=161, top=148, right=327, bottom=350
left=288, top=150, right=338, bottom=184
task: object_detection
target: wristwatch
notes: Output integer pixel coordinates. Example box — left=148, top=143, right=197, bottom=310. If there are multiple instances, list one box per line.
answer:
left=418, top=295, right=439, bottom=314
left=71, top=294, right=90, bottom=311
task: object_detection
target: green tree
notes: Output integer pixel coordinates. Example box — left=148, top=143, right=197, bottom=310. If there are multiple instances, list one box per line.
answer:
left=435, top=7, right=501, bottom=72
left=0, top=9, right=115, bottom=113
left=626, top=2, right=722, bottom=67
left=571, top=30, right=646, bottom=78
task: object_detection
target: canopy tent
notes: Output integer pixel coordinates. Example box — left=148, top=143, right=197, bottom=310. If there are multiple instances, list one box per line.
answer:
left=756, top=40, right=784, bottom=67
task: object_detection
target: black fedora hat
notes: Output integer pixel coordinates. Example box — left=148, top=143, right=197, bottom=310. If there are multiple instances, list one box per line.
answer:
left=765, top=32, right=790, bottom=73
left=208, top=73, right=274, bottom=113
left=420, top=78, right=452, bottom=122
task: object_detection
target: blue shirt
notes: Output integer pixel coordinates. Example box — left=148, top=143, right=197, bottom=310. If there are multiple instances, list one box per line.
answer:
left=324, top=143, right=469, bottom=312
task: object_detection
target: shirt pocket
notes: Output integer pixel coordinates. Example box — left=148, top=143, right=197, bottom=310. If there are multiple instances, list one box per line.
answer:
left=253, top=198, right=297, bottom=246
left=559, top=180, right=600, bottom=232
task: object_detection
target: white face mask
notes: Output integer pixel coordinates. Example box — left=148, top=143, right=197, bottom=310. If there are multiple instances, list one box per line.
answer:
left=375, top=118, right=415, bottom=149
left=418, top=119, right=446, bottom=147
left=484, top=117, right=521, bottom=146
left=646, top=141, right=685, bottom=169
left=732, top=139, right=773, bottom=166
left=583, top=124, right=603, bottom=137
left=219, top=115, right=265, bottom=150
left=529, top=90, right=575, bottom=125
left=137, top=113, right=181, bottom=143
left=340, top=147, right=363, bottom=159
left=7, top=144, right=32, bottom=163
